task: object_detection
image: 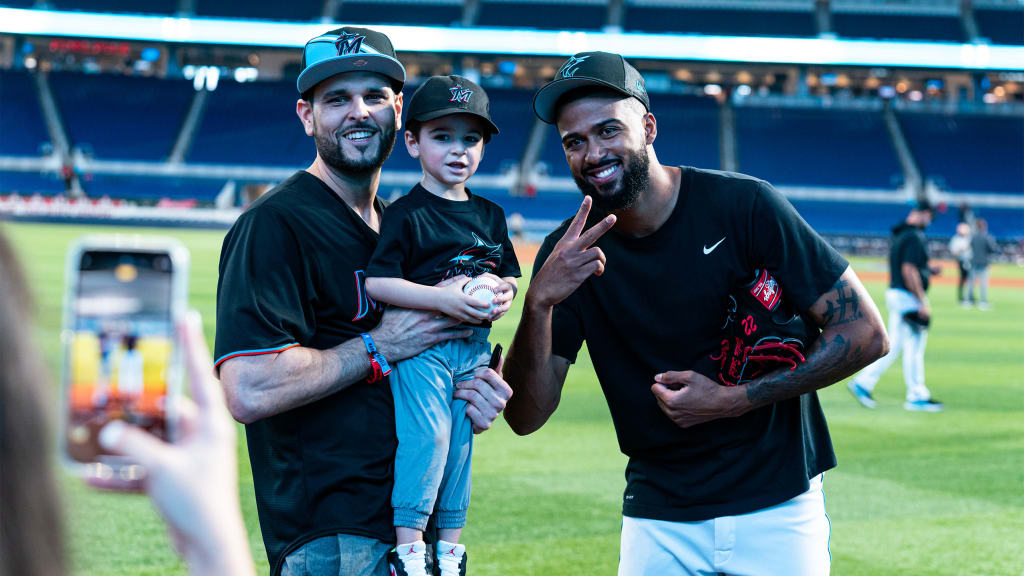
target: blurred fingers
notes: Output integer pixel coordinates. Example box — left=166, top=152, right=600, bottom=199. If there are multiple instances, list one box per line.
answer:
left=97, top=420, right=163, bottom=470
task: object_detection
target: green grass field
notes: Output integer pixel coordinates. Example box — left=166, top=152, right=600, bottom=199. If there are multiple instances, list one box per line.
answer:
left=5, top=221, right=1024, bottom=576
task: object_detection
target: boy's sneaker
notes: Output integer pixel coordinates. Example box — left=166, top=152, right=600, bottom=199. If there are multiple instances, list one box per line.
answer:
left=904, top=399, right=944, bottom=412
left=978, top=302, right=991, bottom=311
left=435, top=540, right=467, bottom=576
left=388, top=541, right=429, bottom=576
left=847, top=381, right=877, bottom=408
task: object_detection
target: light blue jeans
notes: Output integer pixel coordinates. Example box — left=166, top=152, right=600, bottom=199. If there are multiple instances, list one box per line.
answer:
left=391, top=326, right=491, bottom=531
left=281, top=533, right=392, bottom=576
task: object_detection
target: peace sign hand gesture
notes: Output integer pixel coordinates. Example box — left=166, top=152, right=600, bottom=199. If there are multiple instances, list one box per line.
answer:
left=528, top=196, right=616, bottom=309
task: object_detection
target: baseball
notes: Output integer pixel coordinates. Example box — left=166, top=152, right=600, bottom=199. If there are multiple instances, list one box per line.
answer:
left=463, top=276, right=500, bottom=314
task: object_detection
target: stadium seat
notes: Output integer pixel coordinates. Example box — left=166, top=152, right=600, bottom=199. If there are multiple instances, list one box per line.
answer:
left=647, top=93, right=720, bottom=171
left=194, top=0, right=322, bottom=21
left=50, top=72, right=193, bottom=161
left=477, top=1, right=606, bottom=30
left=48, top=0, right=178, bottom=15
left=188, top=80, right=314, bottom=167
left=81, top=173, right=226, bottom=201
left=476, top=87, right=534, bottom=176
left=0, top=69, right=51, bottom=156
left=792, top=199, right=1023, bottom=241
left=899, top=112, right=1024, bottom=194
left=831, top=13, right=965, bottom=43
left=735, top=106, right=901, bottom=189
left=0, top=170, right=66, bottom=196
left=624, top=5, right=816, bottom=37
left=338, top=1, right=463, bottom=26
left=974, top=8, right=1024, bottom=45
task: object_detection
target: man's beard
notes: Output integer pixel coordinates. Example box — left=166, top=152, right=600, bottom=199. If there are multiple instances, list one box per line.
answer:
left=572, top=146, right=650, bottom=214
left=314, top=115, right=397, bottom=176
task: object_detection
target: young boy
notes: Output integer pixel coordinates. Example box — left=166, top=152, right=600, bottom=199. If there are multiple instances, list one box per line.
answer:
left=365, top=75, right=520, bottom=576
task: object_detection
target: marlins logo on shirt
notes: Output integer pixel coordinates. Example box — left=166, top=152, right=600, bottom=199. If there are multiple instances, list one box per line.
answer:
left=446, top=233, right=502, bottom=278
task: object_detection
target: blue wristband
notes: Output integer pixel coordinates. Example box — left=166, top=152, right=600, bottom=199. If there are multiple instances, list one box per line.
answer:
left=360, top=333, right=379, bottom=354
left=360, top=333, right=392, bottom=381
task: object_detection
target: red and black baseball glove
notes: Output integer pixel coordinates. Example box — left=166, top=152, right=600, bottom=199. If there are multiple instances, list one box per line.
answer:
left=697, top=269, right=819, bottom=387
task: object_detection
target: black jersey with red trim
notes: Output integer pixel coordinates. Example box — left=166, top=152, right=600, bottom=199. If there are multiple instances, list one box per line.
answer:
left=536, top=167, right=849, bottom=522
left=215, top=171, right=395, bottom=576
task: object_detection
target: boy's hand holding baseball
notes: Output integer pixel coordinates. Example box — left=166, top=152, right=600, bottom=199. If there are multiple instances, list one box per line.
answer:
left=437, top=275, right=492, bottom=323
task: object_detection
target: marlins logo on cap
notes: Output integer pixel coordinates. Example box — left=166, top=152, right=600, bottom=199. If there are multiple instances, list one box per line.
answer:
left=297, top=27, right=406, bottom=95
left=406, top=75, right=500, bottom=136
left=532, top=51, right=650, bottom=124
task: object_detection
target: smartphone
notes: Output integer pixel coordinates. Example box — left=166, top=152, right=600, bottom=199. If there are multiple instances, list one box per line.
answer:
left=59, top=236, right=189, bottom=486
left=489, top=343, right=503, bottom=370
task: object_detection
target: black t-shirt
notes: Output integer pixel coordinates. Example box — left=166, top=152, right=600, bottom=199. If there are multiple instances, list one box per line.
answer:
left=536, top=167, right=849, bottom=521
left=889, top=223, right=930, bottom=292
left=367, top=184, right=521, bottom=284
left=214, top=171, right=395, bottom=576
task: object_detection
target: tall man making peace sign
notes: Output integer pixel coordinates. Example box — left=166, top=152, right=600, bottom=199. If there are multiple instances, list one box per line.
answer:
left=503, top=52, right=889, bottom=575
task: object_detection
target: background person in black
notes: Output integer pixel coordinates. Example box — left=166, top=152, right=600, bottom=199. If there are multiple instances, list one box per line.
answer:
left=502, top=51, right=888, bottom=575
left=849, top=204, right=945, bottom=412
left=214, top=28, right=512, bottom=576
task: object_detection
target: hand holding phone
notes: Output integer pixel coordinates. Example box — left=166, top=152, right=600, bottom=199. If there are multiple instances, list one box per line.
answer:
left=92, top=311, right=256, bottom=574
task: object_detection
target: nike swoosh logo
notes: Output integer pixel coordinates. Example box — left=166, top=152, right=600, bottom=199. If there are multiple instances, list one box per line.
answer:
left=703, top=237, right=726, bottom=255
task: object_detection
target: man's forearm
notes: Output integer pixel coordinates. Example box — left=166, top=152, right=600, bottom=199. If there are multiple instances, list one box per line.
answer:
left=220, top=337, right=373, bottom=424
left=744, top=270, right=888, bottom=409
left=503, top=296, right=566, bottom=435
left=220, top=308, right=468, bottom=423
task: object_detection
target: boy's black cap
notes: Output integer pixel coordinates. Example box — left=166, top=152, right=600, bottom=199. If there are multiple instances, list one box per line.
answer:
left=533, top=51, right=650, bottom=124
left=297, top=27, right=406, bottom=95
left=406, top=75, right=499, bottom=135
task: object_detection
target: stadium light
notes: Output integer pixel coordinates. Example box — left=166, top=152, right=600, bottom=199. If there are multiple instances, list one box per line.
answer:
left=1, top=7, right=1024, bottom=71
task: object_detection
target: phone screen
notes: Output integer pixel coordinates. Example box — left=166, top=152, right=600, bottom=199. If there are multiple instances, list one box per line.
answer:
left=64, top=249, right=176, bottom=471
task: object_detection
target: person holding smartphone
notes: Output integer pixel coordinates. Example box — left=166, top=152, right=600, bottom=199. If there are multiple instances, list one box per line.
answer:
left=0, top=225, right=254, bottom=576
left=213, top=27, right=513, bottom=576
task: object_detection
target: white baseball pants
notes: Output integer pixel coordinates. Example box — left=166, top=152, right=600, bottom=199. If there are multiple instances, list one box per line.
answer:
left=619, top=475, right=830, bottom=576
left=852, top=288, right=931, bottom=402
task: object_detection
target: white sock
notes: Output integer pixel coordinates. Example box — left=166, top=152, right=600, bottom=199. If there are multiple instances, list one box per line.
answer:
left=395, top=541, right=428, bottom=576
left=436, top=540, right=465, bottom=576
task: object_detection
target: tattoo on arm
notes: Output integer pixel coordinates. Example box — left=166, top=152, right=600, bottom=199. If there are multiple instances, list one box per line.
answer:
left=820, top=279, right=863, bottom=327
left=745, top=275, right=870, bottom=407
left=746, top=331, right=863, bottom=407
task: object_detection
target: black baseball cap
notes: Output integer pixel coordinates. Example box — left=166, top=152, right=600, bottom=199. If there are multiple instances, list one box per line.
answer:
left=406, top=75, right=499, bottom=135
left=533, top=51, right=650, bottom=124
left=297, top=27, right=406, bottom=96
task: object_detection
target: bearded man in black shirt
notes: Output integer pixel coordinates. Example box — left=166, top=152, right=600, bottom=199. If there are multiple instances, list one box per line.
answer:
left=214, top=28, right=512, bottom=576
left=503, top=51, right=889, bottom=575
